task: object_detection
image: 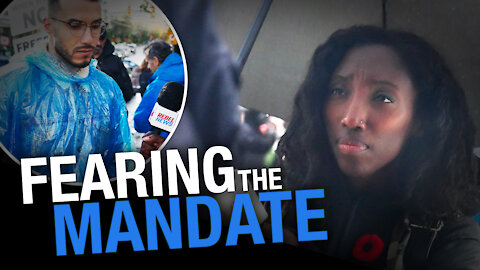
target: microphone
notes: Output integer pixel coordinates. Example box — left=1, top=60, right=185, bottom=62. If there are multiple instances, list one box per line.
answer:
left=148, top=81, right=185, bottom=138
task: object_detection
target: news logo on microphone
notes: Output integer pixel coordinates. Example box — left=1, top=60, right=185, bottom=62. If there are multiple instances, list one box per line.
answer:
left=148, top=81, right=185, bottom=138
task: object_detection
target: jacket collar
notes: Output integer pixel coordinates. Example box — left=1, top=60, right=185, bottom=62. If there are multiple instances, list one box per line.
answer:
left=25, top=47, right=96, bottom=84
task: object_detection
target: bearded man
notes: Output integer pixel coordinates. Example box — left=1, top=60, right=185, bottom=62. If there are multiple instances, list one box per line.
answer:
left=0, top=0, right=133, bottom=182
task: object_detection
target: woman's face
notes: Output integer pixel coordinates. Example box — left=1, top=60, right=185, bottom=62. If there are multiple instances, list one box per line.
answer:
left=324, top=45, right=416, bottom=184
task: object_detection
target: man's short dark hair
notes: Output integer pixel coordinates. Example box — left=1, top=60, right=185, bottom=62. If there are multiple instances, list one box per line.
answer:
left=144, top=40, right=173, bottom=64
left=48, top=0, right=100, bottom=17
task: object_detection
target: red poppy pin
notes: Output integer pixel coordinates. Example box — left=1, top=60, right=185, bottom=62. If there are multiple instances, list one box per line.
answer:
left=352, top=234, right=384, bottom=262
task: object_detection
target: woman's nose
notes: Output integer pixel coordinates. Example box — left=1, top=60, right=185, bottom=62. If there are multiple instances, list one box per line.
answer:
left=340, top=96, right=367, bottom=130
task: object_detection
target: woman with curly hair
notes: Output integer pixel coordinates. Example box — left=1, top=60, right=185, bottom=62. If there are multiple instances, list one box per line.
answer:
left=277, top=25, right=480, bottom=269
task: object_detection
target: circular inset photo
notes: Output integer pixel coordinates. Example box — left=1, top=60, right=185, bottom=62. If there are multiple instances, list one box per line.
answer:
left=0, top=0, right=187, bottom=183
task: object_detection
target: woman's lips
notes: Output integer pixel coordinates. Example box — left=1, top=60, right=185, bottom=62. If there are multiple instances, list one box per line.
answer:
left=336, top=138, right=369, bottom=153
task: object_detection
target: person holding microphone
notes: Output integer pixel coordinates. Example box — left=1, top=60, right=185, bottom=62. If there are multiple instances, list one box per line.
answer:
left=133, top=40, right=185, bottom=135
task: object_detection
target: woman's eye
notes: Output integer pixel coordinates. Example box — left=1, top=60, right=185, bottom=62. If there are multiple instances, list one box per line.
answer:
left=374, top=94, right=394, bottom=103
left=330, top=87, right=346, bottom=96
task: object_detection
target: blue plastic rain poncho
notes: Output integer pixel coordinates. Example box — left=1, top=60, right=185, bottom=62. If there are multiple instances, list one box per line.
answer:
left=133, top=52, right=184, bottom=133
left=0, top=48, right=133, bottom=182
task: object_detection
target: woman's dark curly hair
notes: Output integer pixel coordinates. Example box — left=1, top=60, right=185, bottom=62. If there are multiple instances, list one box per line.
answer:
left=277, top=25, right=480, bottom=219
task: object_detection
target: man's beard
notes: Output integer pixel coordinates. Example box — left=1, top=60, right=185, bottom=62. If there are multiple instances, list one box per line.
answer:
left=55, top=43, right=93, bottom=70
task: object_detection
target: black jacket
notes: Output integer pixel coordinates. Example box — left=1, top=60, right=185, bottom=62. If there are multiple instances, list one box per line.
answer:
left=96, top=39, right=135, bottom=103
left=283, top=184, right=480, bottom=270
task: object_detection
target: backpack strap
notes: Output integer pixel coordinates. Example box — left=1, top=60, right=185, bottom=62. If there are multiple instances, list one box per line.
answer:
left=386, top=217, right=412, bottom=270
left=386, top=216, right=444, bottom=270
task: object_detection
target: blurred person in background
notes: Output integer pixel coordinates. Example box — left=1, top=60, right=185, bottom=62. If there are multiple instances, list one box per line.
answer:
left=133, top=39, right=184, bottom=133
left=131, top=58, right=153, bottom=97
left=94, top=30, right=135, bottom=103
